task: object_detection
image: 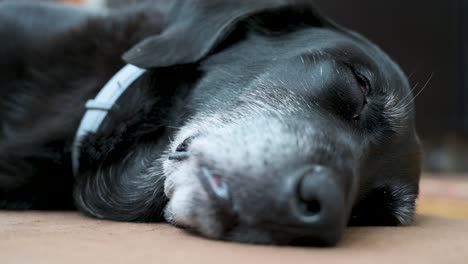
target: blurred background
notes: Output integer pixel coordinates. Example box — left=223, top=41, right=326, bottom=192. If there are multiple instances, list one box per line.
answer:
left=2, top=0, right=467, bottom=217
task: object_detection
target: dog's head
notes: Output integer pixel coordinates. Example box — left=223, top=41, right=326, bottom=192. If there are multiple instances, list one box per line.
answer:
left=125, top=0, right=421, bottom=246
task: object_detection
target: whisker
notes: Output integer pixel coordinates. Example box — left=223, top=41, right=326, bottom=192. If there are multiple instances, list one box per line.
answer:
left=383, top=73, right=433, bottom=135
left=398, top=82, right=420, bottom=107
left=411, top=72, right=434, bottom=101
left=398, top=73, right=434, bottom=110
left=410, top=82, right=420, bottom=94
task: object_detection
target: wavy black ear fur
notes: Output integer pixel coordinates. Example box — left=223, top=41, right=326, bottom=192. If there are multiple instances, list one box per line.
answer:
left=123, top=0, right=332, bottom=68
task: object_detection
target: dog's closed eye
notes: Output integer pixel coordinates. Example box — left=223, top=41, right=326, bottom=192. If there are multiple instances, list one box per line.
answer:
left=351, top=70, right=370, bottom=120
left=355, top=72, right=369, bottom=95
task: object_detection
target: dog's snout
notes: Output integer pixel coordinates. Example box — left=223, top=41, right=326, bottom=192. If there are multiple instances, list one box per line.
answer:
left=175, top=121, right=358, bottom=244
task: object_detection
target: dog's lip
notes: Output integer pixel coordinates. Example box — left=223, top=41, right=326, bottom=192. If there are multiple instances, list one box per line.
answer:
left=197, top=166, right=231, bottom=202
left=196, top=166, right=238, bottom=232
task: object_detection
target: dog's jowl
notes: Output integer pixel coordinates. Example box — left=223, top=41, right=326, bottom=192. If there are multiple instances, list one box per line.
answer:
left=0, top=0, right=421, bottom=245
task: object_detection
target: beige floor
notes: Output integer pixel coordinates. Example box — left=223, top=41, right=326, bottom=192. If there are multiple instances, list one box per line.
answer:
left=1, top=212, right=468, bottom=264
left=418, top=175, right=468, bottom=219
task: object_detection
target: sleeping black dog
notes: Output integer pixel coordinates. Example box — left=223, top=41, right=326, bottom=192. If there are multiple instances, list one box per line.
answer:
left=0, top=0, right=421, bottom=246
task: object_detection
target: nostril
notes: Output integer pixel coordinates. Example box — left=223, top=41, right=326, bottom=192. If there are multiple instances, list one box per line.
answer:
left=296, top=173, right=324, bottom=218
left=298, top=197, right=321, bottom=216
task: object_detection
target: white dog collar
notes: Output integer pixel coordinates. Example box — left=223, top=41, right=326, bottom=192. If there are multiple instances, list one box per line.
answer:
left=71, top=64, right=146, bottom=176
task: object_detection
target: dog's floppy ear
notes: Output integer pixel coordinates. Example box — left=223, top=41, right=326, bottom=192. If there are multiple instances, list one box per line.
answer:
left=123, top=0, right=331, bottom=68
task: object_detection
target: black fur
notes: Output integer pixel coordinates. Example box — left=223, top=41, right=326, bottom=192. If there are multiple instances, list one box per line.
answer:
left=0, top=0, right=421, bottom=245
left=0, top=1, right=166, bottom=210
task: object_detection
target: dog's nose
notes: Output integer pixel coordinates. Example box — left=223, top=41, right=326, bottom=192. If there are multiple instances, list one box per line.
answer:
left=285, top=165, right=347, bottom=246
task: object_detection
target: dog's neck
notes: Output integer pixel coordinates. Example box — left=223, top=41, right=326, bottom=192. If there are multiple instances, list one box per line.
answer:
left=71, top=64, right=146, bottom=176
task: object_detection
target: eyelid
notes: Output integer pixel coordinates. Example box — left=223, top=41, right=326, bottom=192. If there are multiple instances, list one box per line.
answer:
left=354, top=71, right=370, bottom=95
left=343, top=63, right=372, bottom=94
left=344, top=63, right=372, bottom=91
left=346, top=66, right=370, bottom=121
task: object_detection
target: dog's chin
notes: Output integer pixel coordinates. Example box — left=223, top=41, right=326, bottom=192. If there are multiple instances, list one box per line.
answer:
left=163, top=196, right=283, bottom=245
left=163, top=174, right=276, bottom=244
left=163, top=197, right=330, bottom=246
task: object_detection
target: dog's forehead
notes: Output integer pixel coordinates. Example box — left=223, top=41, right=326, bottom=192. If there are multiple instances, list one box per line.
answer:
left=205, top=26, right=406, bottom=86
